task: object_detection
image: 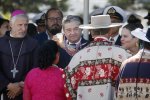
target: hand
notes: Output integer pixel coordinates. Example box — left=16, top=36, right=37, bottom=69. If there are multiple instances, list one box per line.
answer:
left=19, top=81, right=24, bottom=88
left=52, top=34, right=65, bottom=48
left=7, top=83, right=22, bottom=99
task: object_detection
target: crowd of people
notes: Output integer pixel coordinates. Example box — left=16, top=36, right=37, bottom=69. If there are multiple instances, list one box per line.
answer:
left=0, top=5, right=150, bottom=100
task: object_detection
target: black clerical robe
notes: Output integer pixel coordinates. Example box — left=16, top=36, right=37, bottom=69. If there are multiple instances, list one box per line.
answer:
left=0, top=32, right=39, bottom=100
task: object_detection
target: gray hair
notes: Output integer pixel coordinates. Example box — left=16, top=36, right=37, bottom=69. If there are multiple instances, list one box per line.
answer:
left=10, top=14, right=29, bottom=24
left=62, top=15, right=83, bottom=29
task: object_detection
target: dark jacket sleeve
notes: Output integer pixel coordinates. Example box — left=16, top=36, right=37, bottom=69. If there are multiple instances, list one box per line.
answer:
left=0, top=52, right=9, bottom=93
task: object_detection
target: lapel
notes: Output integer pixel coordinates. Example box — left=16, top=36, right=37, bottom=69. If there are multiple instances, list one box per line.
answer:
left=80, top=37, right=89, bottom=49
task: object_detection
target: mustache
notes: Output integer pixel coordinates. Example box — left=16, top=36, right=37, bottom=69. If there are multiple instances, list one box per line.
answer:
left=51, top=24, right=61, bottom=27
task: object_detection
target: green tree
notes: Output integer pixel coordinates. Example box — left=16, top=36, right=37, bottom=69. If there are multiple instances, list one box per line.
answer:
left=108, top=0, right=150, bottom=11
left=108, top=0, right=135, bottom=10
left=0, top=0, right=68, bottom=13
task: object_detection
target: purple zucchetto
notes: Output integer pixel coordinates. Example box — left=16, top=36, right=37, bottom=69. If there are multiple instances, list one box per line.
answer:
left=11, top=10, right=26, bottom=18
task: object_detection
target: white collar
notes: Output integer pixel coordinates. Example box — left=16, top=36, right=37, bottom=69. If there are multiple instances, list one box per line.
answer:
left=68, top=38, right=81, bottom=45
left=46, top=30, right=51, bottom=40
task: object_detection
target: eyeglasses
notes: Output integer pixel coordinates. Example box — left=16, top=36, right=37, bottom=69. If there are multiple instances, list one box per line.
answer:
left=47, top=17, right=62, bottom=22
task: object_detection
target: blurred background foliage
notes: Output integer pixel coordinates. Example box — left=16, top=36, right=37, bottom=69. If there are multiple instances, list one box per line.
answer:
left=0, top=0, right=68, bottom=13
left=0, top=0, right=150, bottom=19
left=108, top=0, right=150, bottom=11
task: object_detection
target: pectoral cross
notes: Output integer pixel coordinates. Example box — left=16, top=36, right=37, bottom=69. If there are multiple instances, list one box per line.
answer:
left=11, top=67, right=18, bottom=78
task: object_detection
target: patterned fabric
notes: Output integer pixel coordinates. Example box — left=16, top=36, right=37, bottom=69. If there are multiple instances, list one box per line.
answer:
left=63, top=37, right=128, bottom=100
left=63, top=37, right=89, bottom=56
left=23, top=67, right=67, bottom=100
left=116, top=49, right=150, bottom=100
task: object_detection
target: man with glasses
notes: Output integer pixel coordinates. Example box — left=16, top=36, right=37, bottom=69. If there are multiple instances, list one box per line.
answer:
left=34, top=7, right=63, bottom=44
left=63, top=15, right=128, bottom=100
left=34, top=8, right=72, bottom=69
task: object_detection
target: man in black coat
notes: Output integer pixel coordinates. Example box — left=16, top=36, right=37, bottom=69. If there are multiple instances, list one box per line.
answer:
left=53, top=15, right=89, bottom=68
left=34, top=8, right=89, bottom=69
left=0, top=10, right=39, bottom=100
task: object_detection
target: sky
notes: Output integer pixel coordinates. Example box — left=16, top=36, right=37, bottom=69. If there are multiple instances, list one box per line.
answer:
left=66, top=0, right=108, bottom=15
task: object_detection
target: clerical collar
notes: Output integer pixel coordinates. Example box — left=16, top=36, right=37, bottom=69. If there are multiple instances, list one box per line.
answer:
left=9, top=32, right=25, bottom=40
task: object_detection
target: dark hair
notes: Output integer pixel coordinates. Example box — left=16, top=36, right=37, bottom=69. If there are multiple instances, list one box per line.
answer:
left=144, top=42, right=150, bottom=50
left=35, top=13, right=45, bottom=25
left=45, top=7, right=63, bottom=19
left=139, top=40, right=150, bottom=50
left=128, top=14, right=141, bottom=24
left=139, top=28, right=150, bottom=50
left=0, top=18, right=9, bottom=27
left=123, top=14, right=143, bottom=33
left=27, top=23, right=37, bottom=36
left=36, top=19, right=45, bottom=25
left=38, top=40, right=59, bottom=70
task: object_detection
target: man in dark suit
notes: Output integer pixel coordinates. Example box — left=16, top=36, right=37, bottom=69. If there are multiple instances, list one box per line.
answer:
left=103, top=6, right=127, bottom=46
left=34, top=8, right=71, bottom=69
left=54, top=15, right=89, bottom=68
left=34, top=7, right=63, bottom=44
left=34, top=8, right=89, bottom=69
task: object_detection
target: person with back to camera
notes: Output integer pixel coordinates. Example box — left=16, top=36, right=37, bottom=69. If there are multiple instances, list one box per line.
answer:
left=121, top=14, right=143, bottom=55
left=116, top=28, right=150, bottom=100
left=63, top=15, right=129, bottom=100
left=23, top=40, right=67, bottom=100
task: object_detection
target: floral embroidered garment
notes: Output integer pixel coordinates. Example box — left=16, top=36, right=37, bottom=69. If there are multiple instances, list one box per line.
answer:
left=116, top=49, right=150, bottom=100
left=63, top=37, right=129, bottom=100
